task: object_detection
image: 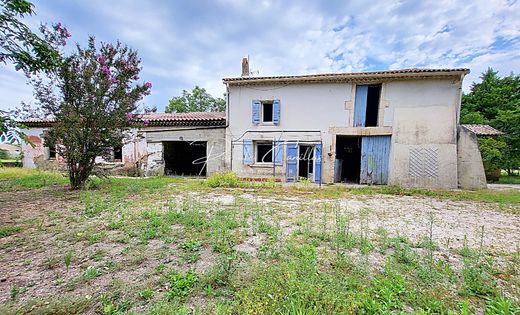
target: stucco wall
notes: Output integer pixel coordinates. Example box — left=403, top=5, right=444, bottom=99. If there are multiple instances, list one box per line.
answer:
left=385, top=80, right=461, bottom=189
left=21, top=127, right=47, bottom=169
left=227, top=78, right=463, bottom=187
left=144, top=127, right=226, bottom=176
left=457, top=126, right=487, bottom=190
left=226, top=83, right=352, bottom=182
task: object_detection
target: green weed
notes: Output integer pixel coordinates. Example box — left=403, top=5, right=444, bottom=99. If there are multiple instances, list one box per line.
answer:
left=168, top=269, right=198, bottom=300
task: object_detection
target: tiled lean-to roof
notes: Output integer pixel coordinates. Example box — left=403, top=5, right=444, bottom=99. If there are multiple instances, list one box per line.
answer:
left=223, top=68, right=470, bottom=86
left=461, top=124, right=503, bottom=136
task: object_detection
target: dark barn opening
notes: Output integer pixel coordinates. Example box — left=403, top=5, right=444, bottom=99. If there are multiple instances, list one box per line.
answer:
left=335, top=136, right=361, bottom=183
left=365, top=85, right=381, bottom=127
left=298, top=145, right=314, bottom=180
left=163, top=141, right=207, bottom=176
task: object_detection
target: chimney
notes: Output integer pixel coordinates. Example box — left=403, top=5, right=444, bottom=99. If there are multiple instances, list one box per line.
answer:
left=241, top=57, right=249, bottom=77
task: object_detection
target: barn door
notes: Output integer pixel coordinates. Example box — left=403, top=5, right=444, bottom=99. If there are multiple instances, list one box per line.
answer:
left=286, top=142, right=298, bottom=182
left=360, top=136, right=391, bottom=184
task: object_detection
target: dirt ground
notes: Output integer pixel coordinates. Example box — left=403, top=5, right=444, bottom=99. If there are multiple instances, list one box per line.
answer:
left=1, top=185, right=519, bottom=311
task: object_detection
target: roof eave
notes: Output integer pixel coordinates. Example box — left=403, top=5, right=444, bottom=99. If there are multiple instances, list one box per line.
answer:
left=223, top=69, right=470, bottom=86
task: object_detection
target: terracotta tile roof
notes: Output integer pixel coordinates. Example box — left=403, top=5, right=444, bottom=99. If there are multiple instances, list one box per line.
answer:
left=140, top=112, right=226, bottom=127
left=19, top=112, right=226, bottom=128
left=461, top=124, right=503, bottom=136
left=223, top=68, right=470, bottom=85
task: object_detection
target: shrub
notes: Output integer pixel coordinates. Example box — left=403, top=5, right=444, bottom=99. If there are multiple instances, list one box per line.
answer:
left=206, top=171, right=239, bottom=188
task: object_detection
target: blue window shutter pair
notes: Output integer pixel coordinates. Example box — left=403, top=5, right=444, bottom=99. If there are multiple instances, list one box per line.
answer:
left=274, top=140, right=283, bottom=165
left=252, top=99, right=280, bottom=125
left=243, top=139, right=253, bottom=165
left=285, top=142, right=298, bottom=182
left=353, top=85, right=368, bottom=127
left=273, top=99, right=280, bottom=125
left=314, top=144, right=322, bottom=184
left=252, top=100, right=260, bottom=125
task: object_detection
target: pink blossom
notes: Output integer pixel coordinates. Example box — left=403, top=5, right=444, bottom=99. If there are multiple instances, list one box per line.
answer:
left=144, top=82, right=152, bottom=89
left=126, top=112, right=134, bottom=121
left=143, top=119, right=150, bottom=127
left=102, top=66, right=110, bottom=76
left=97, top=55, right=105, bottom=65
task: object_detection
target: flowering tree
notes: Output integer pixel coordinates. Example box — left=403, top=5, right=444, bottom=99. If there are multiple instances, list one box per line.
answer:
left=34, top=37, right=151, bottom=189
left=0, top=0, right=70, bottom=134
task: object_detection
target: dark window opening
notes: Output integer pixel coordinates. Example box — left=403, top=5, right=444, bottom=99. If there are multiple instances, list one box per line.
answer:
left=262, top=102, right=273, bottom=122
left=334, top=136, right=361, bottom=183
left=49, top=145, right=56, bottom=159
left=365, top=85, right=381, bottom=127
left=163, top=141, right=207, bottom=176
left=256, top=142, right=273, bottom=163
left=298, top=145, right=314, bottom=180
left=113, top=146, right=122, bottom=161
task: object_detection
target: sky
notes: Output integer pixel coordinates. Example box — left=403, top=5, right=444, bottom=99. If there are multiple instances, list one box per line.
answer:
left=1, top=0, right=519, bottom=112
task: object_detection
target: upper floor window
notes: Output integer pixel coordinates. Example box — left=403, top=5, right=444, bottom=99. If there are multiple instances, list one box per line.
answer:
left=262, top=101, right=273, bottom=123
left=252, top=99, right=280, bottom=125
left=353, top=84, right=381, bottom=127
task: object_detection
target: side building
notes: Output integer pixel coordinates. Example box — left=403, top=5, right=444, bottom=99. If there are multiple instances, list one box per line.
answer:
left=20, top=112, right=226, bottom=177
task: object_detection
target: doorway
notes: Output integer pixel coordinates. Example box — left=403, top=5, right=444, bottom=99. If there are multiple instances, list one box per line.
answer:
left=163, top=141, right=207, bottom=176
left=298, top=145, right=314, bottom=181
left=335, top=136, right=361, bottom=183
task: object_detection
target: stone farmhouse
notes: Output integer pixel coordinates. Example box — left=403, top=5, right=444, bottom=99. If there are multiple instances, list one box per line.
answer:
left=19, top=64, right=500, bottom=189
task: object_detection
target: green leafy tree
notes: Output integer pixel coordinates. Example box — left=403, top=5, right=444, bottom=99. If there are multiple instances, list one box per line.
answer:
left=33, top=37, right=151, bottom=189
left=166, top=86, right=225, bottom=113
left=1, top=0, right=69, bottom=134
left=461, top=68, right=520, bottom=176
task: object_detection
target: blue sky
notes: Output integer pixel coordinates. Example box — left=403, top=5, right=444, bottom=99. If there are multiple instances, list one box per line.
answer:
left=1, top=0, right=519, bottom=112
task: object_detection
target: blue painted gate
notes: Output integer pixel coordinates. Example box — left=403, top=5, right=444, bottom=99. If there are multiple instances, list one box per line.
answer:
left=286, top=142, right=298, bottom=182
left=360, top=136, right=391, bottom=184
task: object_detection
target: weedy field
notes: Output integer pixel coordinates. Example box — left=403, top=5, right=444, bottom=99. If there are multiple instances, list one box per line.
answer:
left=0, top=168, right=519, bottom=314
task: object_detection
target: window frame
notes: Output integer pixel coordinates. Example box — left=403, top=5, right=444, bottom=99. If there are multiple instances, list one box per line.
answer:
left=255, top=140, right=274, bottom=164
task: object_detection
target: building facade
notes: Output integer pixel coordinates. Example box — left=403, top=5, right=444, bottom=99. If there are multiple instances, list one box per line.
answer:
left=223, top=68, right=483, bottom=189
left=20, top=68, right=495, bottom=189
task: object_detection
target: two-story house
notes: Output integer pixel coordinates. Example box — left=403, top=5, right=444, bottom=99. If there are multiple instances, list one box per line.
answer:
left=18, top=62, right=492, bottom=190
left=223, top=64, right=475, bottom=189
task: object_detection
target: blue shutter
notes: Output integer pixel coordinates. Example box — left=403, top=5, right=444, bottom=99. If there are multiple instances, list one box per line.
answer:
left=353, top=85, right=368, bottom=127
left=314, top=144, right=322, bottom=183
left=273, top=99, right=280, bottom=125
left=286, top=142, right=298, bottom=182
left=252, top=100, right=260, bottom=125
left=243, top=139, right=253, bottom=165
left=274, top=140, right=283, bottom=165
left=360, top=136, right=391, bottom=184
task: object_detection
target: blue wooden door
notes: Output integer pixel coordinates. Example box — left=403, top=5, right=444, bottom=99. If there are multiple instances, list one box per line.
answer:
left=360, top=136, right=391, bottom=184
left=314, top=144, right=322, bottom=184
left=353, top=85, right=368, bottom=127
left=286, top=142, right=298, bottom=182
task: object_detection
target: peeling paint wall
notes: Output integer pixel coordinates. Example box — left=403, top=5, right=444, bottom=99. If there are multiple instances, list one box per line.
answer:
left=226, top=78, right=465, bottom=188
left=143, top=127, right=226, bottom=176
left=457, top=126, right=487, bottom=190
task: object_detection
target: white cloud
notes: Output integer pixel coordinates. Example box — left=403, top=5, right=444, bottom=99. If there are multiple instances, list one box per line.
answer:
left=1, top=0, right=519, bottom=112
